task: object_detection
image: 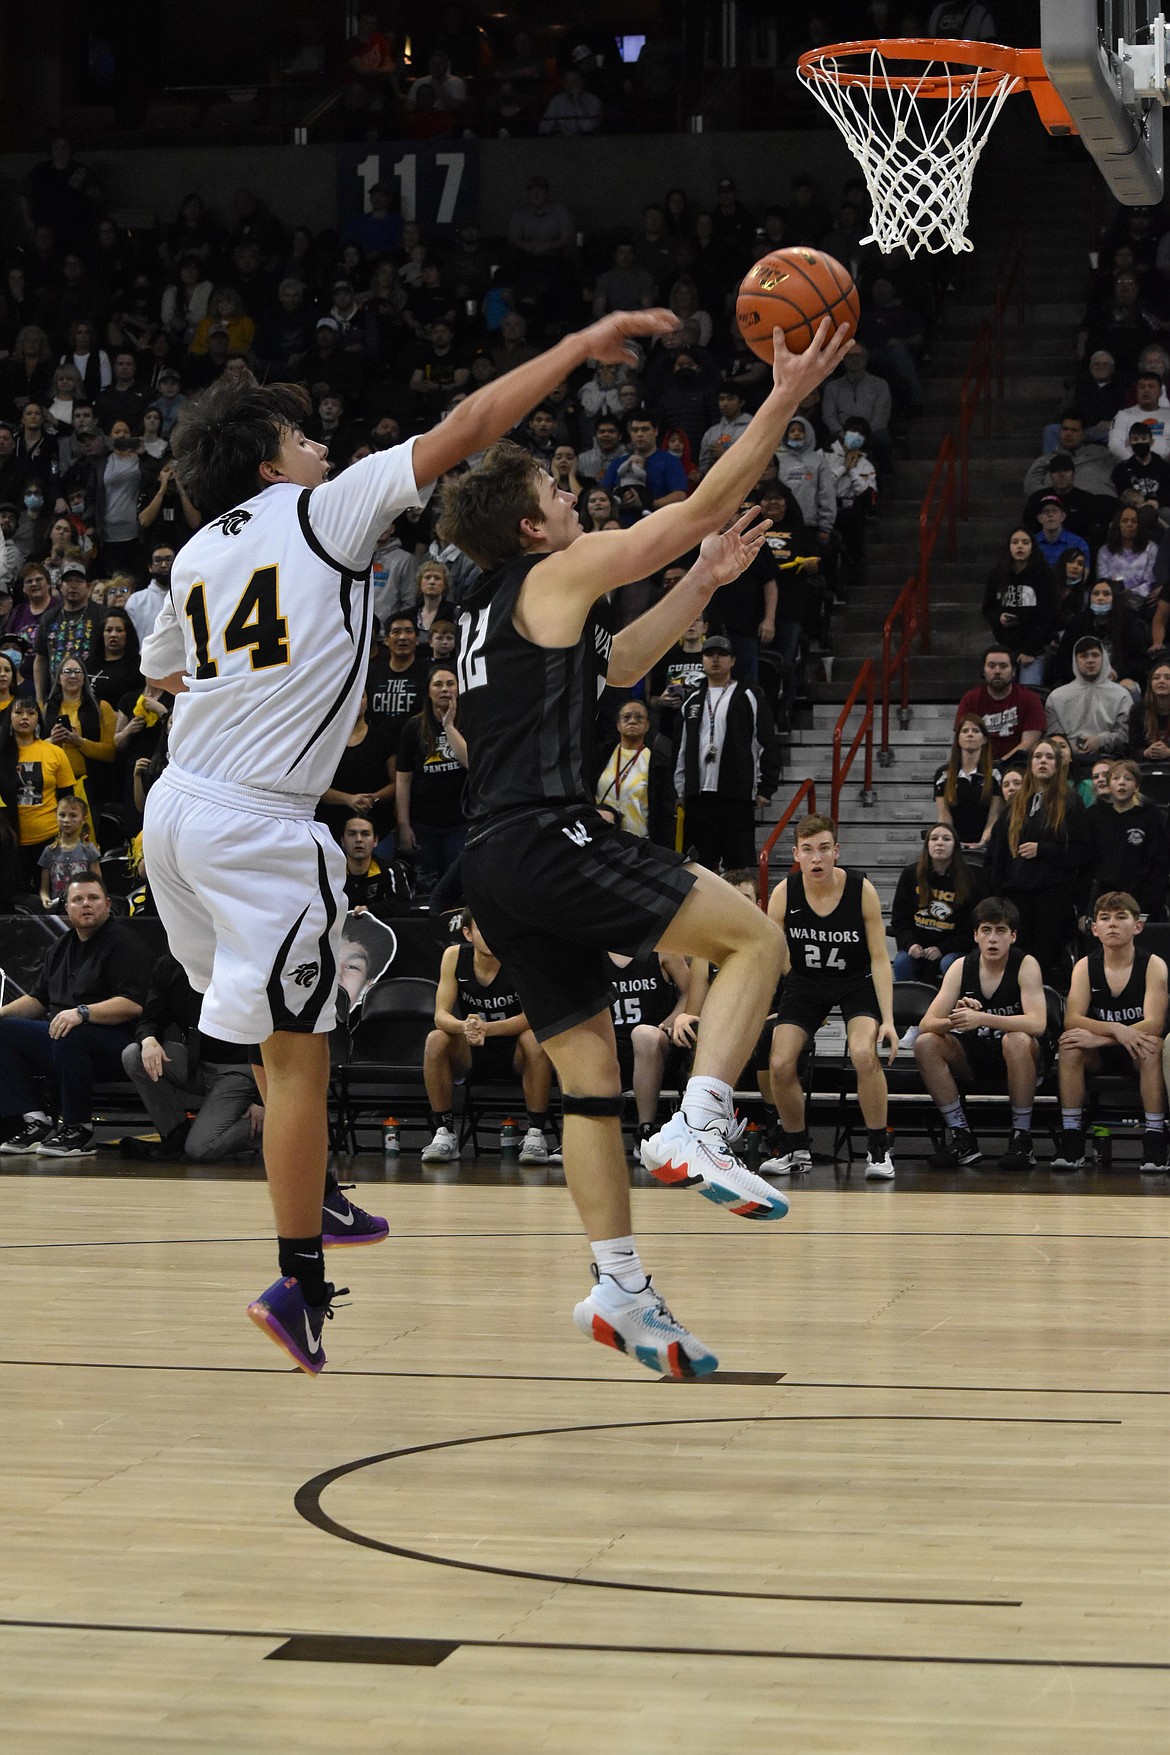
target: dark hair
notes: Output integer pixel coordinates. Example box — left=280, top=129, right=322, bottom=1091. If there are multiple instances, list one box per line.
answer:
left=943, top=714, right=994, bottom=808
left=1136, top=370, right=1162, bottom=385
left=101, top=606, right=140, bottom=665
left=593, top=413, right=621, bottom=433
left=624, top=407, right=657, bottom=435
left=436, top=440, right=544, bottom=571
left=981, top=644, right=1014, bottom=667
left=974, top=895, right=1020, bottom=930
left=43, top=656, right=102, bottom=742
left=64, top=872, right=107, bottom=902
left=1007, top=740, right=1069, bottom=853
left=170, top=375, right=312, bottom=519
left=579, top=486, right=614, bottom=533
left=915, top=824, right=973, bottom=911
left=1140, top=658, right=1170, bottom=745
left=1058, top=409, right=1085, bottom=426
left=416, top=663, right=459, bottom=758
left=718, top=380, right=745, bottom=399
left=1104, top=502, right=1157, bottom=552
left=1093, top=889, right=1142, bottom=917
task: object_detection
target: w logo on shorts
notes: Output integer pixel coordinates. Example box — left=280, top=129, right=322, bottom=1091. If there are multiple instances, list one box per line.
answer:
left=562, top=820, right=593, bottom=847
left=290, top=961, right=320, bottom=988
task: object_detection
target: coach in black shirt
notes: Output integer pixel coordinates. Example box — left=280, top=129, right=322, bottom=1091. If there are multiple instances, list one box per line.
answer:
left=0, top=875, right=151, bottom=1156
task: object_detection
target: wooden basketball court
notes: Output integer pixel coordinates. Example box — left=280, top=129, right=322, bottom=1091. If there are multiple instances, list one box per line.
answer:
left=2, top=1160, right=1167, bottom=1752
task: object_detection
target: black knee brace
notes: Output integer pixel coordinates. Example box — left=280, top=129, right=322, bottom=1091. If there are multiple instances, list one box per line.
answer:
left=561, top=1092, right=626, bottom=1118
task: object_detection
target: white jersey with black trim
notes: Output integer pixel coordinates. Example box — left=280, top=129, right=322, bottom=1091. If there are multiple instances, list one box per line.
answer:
left=141, top=439, right=433, bottom=797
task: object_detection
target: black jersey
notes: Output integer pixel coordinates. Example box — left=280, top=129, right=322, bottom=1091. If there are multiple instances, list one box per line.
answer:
left=457, top=553, right=614, bottom=824
left=784, top=869, right=870, bottom=981
left=1086, top=946, right=1149, bottom=1025
left=610, top=954, right=676, bottom=1038
left=958, top=947, right=1025, bottom=1038
left=454, top=943, right=522, bottom=1024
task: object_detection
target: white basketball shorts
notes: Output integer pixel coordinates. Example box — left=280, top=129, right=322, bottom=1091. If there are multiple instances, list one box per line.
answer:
left=143, top=764, right=346, bottom=1045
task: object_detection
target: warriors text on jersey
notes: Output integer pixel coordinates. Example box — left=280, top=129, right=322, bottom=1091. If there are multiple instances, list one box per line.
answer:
left=455, top=942, right=522, bottom=1024
left=1086, top=946, right=1149, bottom=1025
left=457, top=553, right=614, bottom=823
left=610, top=954, right=675, bottom=1037
left=139, top=442, right=431, bottom=796
left=957, top=947, right=1025, bottom=1036
left=783, top=869, right=870, bottom=981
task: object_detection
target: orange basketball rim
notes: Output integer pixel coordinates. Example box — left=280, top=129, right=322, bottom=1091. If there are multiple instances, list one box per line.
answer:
left=798, top=37, right=1076, bottom=135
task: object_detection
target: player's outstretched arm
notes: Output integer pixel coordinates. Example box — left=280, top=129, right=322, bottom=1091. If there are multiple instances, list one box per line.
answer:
left=411, top=309, right=680, bottom=489
left=530, top=320, right=854, bottom=622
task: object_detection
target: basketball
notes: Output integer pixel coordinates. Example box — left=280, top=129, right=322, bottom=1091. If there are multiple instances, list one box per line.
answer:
left=735, top=247, right=860, bottom=361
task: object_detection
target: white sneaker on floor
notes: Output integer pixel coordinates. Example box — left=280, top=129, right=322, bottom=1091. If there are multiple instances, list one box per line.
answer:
left=518, top=1127, right=549, bottom=1164
left=421, top=1126, right=460, bottom=1163
left=640, top=1109, right=789, bottom=1220
left=864, top=1149, right=896, bottom=1180
left=759, top=1132, right=813, bottom=1176
left=573, top=1268, right=718, bottom=1378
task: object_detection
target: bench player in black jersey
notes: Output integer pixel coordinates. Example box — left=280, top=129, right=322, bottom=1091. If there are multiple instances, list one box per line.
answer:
left=913, top=896, right=1047, bottom=1171
left=1052, top=890, right=1168, bottom=1171
left=762, top=814, right=900, bottom=1179
left=423, top=910, right=554, bottom=1166
left=608, top=950, right=690, bottom=1157
left=438, top=319, right=853, bottom=1377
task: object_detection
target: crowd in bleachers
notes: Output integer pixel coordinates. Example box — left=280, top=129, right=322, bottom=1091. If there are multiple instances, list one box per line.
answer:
left=0, top=118, right=1168, bottom=1174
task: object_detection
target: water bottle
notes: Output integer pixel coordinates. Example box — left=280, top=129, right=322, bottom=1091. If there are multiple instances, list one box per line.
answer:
left=382, top=1115, right=401, bottom=1154
left=500, top=1117, right=519, bottom=1151
left=743, top=1121, right=761, bottom=1160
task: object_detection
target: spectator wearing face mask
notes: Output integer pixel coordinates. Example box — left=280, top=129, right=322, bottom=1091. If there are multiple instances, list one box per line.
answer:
left=1051, top=579, right=1150, bottom=693
left=124, top=544, right=175, bottom=641
left=776, top=415, right=836, bottom=546
left=12, top=477, right=53, bottom=563
left=1111, top=421, right=1170, bottom=516
left=94, top=422, right=145, bottom=575
left=1106, top=370, right=1170, bottom=460
left=653, top=351, right=719, bottom=461
left=826, top=415, right=878, bottom=579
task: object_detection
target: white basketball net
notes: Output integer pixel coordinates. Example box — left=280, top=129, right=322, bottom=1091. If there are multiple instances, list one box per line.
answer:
left=798, top=47, right=1022, bottom=256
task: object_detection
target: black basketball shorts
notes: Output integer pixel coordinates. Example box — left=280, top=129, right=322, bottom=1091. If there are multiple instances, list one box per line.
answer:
left=462, top=805, right=696, bottom=1042
left=772, top=973, right=882, bottom=1039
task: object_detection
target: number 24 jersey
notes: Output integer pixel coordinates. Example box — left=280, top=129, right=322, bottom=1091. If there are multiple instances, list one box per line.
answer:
left=783, top=869, right=871, bottom=981
left=141, top=442, right=431, bottom=798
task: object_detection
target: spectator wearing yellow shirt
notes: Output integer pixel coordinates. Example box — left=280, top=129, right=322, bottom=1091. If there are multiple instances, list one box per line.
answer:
left=0, top=693, right=77, bottom=889
left=40, top=657, right=117, bottom=841
left=188, top=286, right=255, bottom=357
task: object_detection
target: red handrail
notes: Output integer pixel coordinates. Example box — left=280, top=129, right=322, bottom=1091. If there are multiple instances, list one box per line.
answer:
left=757, top=777, right=816, bottom=905
left=916, top=433, right=957, bottom=654
left=879, top=575, right=918, bottom=756
left=830, top=658, right=875, bottom=821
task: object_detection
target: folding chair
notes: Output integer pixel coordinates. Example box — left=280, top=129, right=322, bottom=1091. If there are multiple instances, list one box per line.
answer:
left=337, top=977, right=437, bottom=1152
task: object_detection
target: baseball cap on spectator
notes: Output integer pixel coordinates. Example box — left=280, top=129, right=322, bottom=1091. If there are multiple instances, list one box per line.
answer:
left=717, top=178, right=736, bottom=192
left=61, top=560, right=88, bottom=580
left=159, top=366, right=180, bottom=384
left=316, top=316, right=341, bottom=331
left=1038, top=493, right=1064, bottom=508
left=1048, top=452, right=1074, bottom=470
left=0, top=498, right=18, bottom=513
left=1073, top=635, right=1104, bottom=657
left=703, top=635, right=733, bottom=655
left=208, top=322, right=230, bottom=337
left=570, top=44, right=592, bottom=64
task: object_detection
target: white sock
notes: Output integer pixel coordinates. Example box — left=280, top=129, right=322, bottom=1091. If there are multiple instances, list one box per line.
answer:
left=24, top=1110, right=50, bottom=1125
left=591, top=1236, right=648, bottom=1293
left=682, top=1076, right=733, bottom=1132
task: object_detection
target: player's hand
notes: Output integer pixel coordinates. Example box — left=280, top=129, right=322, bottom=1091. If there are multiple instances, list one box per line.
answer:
left=584, top=307, right=680, bottom=366
left=671, top=1013, right=700, bottom=1048
left=1114, top=1023, right=1155, bottom=1062
left=696, top=506, right=771, bottom=588
left=1059, top=1027, right=1097, bottom=1051
left=949, top=1002, right=982, bottom=1033
left=879, top=1021, right=899, bottom=1062
left=141, top=1037, right=170, bottom=1082
left=463, top=1016, right=486, bottom=1046
left=769, top=319, right=855, bottom=403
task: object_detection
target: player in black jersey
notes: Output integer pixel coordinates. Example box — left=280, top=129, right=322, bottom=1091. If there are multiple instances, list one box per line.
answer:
left=438, top=319, right=854, bottom=1377
left=1053, top=890, right=1168, bottom=1170
left=423, top=909, right=554, bottom=1167
left=763, top=814, right=899, bottom=1178
left=914, top=896, right=1047, bottom=1170
left=608, top=950, right=690, bottom=1157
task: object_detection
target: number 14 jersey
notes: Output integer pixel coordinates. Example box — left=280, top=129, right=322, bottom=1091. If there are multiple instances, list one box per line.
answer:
left=783, top=869, right=870, bottom=981
left=141, top=443, right=431, bottom=797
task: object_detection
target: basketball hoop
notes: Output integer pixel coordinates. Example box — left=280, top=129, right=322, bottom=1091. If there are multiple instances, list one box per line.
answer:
left=797, top=38, right=1074, bottom=257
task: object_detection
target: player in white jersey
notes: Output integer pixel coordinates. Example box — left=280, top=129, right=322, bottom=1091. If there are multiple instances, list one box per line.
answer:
left=140, top=310, right=677, bottom=1374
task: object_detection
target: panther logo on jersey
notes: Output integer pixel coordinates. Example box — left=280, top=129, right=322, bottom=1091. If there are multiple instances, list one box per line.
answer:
left=290, top=960, right=320, bottom=988
left=210, top=509, right=254, bottom=536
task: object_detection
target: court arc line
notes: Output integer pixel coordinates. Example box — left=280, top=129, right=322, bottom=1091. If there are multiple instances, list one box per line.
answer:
left=295, top=1413, right=1126, bottom=1607
left=0, top=1617, right=1165, bottom=1672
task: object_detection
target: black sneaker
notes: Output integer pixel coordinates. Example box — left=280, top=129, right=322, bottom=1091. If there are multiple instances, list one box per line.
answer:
left=631, top=1122, right=654, bottom=1161
left=0, top=1119, right=54, bottom=1154
left=1139, top=1130, right=1169, bottom=1173
left=998, top=1128, right=1035, bottom=1171
left=1051, top=1128, right=1086, bottom=1170
left=37, top=1123, right=97, bottom=1157
left=929, top=1126, right=981, bottom=1168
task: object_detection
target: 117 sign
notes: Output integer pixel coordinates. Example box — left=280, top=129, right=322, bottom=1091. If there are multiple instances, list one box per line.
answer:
left=338, top=141, right=478, bottom=231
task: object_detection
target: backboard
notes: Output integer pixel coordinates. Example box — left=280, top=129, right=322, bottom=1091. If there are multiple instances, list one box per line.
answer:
left=1040, top=0, right=1166, bottom=204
